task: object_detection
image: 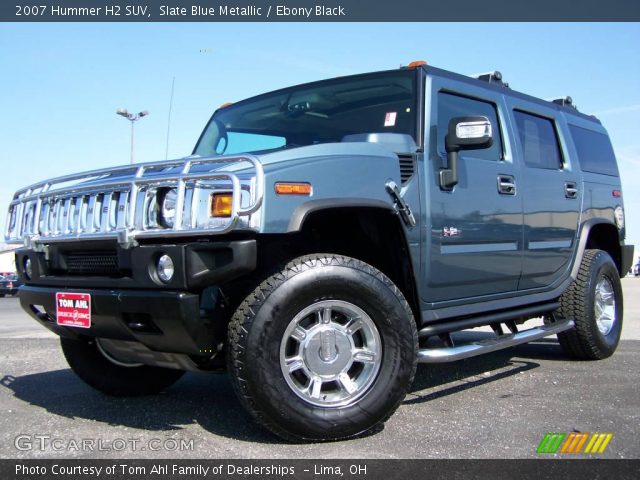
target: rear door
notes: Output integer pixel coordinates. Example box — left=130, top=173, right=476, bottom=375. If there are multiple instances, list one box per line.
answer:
left=422, top=76, right=523, bottom=303
left=504, top=100, right=582, bottom=290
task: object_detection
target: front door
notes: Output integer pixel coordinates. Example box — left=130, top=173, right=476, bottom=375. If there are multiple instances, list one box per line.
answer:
left=423, top=77, right=523, bottom=304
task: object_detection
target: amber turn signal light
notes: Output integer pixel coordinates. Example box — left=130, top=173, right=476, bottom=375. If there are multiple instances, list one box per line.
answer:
left=210, top=193, right=233, bottom=217
left=274, top=182, right=312, bottom=196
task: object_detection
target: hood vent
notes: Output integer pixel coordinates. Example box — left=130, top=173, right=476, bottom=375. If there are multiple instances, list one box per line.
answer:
left=398, top=154, right=415, bottom=184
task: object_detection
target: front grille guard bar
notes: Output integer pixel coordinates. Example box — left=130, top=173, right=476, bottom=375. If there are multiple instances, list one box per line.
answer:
left=5, top=154, right=264, bottom=249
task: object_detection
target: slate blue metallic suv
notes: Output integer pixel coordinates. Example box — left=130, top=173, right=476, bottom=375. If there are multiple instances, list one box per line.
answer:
left=5, top=62, right=633, bottom=441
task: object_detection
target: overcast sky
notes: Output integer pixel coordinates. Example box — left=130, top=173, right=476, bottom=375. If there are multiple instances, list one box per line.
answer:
left=1, top=23, right=638, bottom=252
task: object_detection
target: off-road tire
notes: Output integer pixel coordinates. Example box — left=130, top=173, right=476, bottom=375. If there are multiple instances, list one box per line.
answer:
left=227, top=254, right=418, bottom=442
left=557, top=249, right=623, bottom=359
left=60, top=337, right=185, bottom=396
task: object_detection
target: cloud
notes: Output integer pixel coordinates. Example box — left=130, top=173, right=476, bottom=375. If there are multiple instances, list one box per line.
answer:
left=617, top=145, right=640, bottom=167
left=594, top=104, right=640, bottom=116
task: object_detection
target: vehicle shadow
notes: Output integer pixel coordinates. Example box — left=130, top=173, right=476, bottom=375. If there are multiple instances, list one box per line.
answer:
left=407, top=332, right=568, bottom=405
left=0, top=369, right=276, bottom=444
left=0, top=334, right=571, bottom=443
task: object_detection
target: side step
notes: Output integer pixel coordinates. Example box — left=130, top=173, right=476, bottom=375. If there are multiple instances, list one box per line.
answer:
left=418, top=302, right=560, bottom=338
left=417, top=319, right=574, bottom=363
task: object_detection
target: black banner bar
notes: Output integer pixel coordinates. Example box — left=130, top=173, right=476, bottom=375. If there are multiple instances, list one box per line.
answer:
left=3, top=459, right=640, bottom=480
left=2, top=0, right=640, bottom=22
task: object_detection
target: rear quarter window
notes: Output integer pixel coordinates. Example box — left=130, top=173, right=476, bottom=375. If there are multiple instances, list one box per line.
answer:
left=569, top=125, right=619, bottom=177
left=513, top=110, right=563, bottom=170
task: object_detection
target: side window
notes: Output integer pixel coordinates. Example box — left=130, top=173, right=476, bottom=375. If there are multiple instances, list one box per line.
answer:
left=569, top=125, right=619, bottom=176
left=438, top=92, right=503, bottom=161
left=513, top=110, right=563, bottom=170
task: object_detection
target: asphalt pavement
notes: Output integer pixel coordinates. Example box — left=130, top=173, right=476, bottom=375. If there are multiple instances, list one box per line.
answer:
left=1, top=279, right=638, bottom=459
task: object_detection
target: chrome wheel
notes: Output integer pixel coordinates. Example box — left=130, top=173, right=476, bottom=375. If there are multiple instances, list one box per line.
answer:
left=279, top=300, right=382, bottom=407
left=594, top=276, right=616, bottom=335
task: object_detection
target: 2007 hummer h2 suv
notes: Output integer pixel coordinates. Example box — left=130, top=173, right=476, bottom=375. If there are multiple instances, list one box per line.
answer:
left=5, top=62, right=633, bottom=441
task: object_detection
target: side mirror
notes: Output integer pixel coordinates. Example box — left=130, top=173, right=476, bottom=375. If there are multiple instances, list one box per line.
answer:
left=440, top=116, right=494, bottom=189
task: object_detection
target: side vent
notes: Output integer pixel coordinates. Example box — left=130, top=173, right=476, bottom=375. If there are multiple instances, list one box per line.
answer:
left=398, top=154, right=415, bottom=184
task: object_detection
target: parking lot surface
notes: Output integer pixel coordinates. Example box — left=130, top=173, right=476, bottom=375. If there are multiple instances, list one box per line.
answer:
left=1, top=279, right=639, bottom=459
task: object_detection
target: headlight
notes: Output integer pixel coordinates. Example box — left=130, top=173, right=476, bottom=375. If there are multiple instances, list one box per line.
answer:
left=614, top=206, right=625, bottom=230
left=160, top=188, right=177, bottom=228
left=145, top=188, right=177, bottom=229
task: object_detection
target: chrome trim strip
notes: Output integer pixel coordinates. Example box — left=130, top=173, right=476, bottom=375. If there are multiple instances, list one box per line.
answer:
left=529, top=239, right=573, bottom=250
left=440, top=242, right=518, bottom=254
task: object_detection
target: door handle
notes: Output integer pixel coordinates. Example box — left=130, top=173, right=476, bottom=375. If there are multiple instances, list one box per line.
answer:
left=565, top=182, right=578, bottom=199
left=497, top=175, right=516, bottom=195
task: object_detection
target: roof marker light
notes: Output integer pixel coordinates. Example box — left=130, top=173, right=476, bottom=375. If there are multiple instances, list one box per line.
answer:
left=407, top=60, right=427, bottom=69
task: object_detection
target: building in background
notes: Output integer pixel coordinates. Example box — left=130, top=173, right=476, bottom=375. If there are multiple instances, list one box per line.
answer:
left=0, top=246, right=18, bottom=273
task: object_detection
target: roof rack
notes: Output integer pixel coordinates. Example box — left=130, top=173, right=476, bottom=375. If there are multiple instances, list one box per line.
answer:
left=550, top=96, right=577, bottom=110
left=473, top=71, right=509, bottom=88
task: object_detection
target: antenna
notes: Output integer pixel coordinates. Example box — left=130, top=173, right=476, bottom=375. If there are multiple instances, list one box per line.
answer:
left=165, top=76, right=175, bottom=160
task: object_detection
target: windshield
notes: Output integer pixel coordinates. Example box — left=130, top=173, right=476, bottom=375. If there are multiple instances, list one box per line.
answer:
left=193, top=70, right=418, bottom=156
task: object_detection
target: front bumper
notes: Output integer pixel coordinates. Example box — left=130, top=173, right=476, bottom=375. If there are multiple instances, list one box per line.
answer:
left=20, top=285, right=216, bottom=355
left=15, top=238, right=256, bottom=290
left=15, top=238, right=257, bottom=355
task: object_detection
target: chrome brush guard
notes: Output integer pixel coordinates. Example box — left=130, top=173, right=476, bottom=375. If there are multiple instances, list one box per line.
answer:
left=5, top=155, right=264, bottom=249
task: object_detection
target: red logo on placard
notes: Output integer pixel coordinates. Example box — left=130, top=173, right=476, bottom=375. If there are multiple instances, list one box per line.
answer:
left=56, top=292, right=91, bottom=328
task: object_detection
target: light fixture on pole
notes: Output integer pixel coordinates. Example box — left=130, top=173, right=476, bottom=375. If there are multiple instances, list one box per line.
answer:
left=116, top=108, right=149, bottom=164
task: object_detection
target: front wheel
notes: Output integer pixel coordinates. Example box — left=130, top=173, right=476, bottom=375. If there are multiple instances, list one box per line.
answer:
left=557, top=249, right=623, bottom=359
left=227, top=254, right=418, bottom=442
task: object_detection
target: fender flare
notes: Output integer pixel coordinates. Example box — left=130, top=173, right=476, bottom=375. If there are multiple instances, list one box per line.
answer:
left=571, top=217, right=619, bottom=278
left=286, top=198, right=395, bottom=233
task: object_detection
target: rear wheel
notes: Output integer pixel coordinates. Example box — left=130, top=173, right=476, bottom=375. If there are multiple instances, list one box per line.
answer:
left=60, top=337, right=185, bottom=396
left=227, top=254, right=418, bottom=442
left=557, top=249, right=623, bottom=359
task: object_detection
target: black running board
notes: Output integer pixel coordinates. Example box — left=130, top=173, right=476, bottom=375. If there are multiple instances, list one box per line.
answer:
left=417, top=319, right=574, bottom=363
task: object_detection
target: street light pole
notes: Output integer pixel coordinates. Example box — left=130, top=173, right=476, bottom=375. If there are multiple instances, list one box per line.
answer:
left=116, top=108, right=149, bottom=164
left=129, top=119, right=134, bottom=165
